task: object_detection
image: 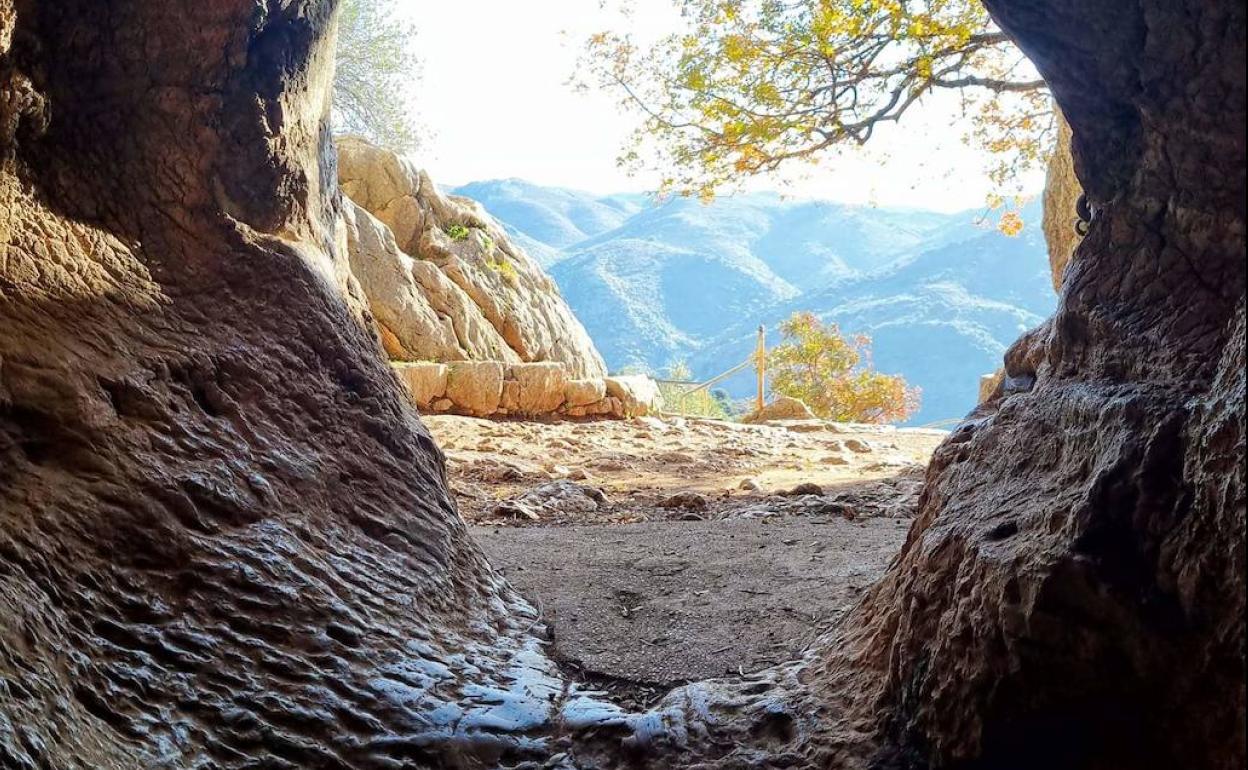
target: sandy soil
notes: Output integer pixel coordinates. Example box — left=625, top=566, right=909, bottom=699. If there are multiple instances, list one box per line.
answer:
left=425, top=414, right=945, bottom=707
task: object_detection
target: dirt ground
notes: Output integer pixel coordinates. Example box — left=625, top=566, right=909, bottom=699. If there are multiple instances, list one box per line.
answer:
left=425, top=414, right=945, bottom=707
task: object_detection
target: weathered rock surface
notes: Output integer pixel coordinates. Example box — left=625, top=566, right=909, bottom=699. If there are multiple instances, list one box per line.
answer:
left=392, top=361, right=449, bottom=408
left=338, top=136, right=608, bottom=379
left=341, top=198, right=510, bottom=362
left=1042, top=107, right=1084, bottom=291
left=491, top=480, right=609, bottom=522
left=604, top=373, right=664, bottom=417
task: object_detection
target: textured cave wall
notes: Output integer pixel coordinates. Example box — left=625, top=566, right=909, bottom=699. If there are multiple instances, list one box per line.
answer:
left=836, top=0, right=1246, bottom=767
left=0, top=2, right=556, bottom=767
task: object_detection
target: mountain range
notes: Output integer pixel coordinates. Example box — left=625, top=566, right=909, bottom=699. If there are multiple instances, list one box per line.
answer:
left=452, top=179, right=1054, bottom=425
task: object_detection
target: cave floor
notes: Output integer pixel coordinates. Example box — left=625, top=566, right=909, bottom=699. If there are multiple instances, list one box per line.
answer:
left=425, top=414, right=944, bottom=708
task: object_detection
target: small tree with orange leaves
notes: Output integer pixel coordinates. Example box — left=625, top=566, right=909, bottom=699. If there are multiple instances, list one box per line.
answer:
left=768, top=312, right=918, bottom=424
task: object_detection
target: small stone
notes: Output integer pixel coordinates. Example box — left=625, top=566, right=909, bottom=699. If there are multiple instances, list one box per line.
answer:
left=844, top=439, right=871, bottom=453
left=786, top=482, right=824, bottom=496
left=659, top=491, right=709, bottom=510
left=739, top=478, right=761, bottom=491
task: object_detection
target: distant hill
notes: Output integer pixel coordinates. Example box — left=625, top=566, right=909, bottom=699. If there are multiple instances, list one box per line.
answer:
left=688, top=221, right=1051, bottom=424
left=451, top=179, right=642, bottom=265
left=454, top=181, right=1054, bottom=424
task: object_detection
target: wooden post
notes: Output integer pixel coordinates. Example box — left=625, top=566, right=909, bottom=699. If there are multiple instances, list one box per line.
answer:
left=755, top=324, right=766, bottom=412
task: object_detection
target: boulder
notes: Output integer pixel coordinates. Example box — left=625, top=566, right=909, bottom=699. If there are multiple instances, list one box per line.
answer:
left=444, top=361, right=504, bottom=416
left=393, top=362, right=448, bottom=408
left=509, top=362, right=567, bottom=414
left=604, top=374, right=663, bottom=417
left=563, top=378, right=606, bottom=408
left=659, top=491, right=709, bottom=510
left=499, top=379, right=521, bottom=413
left=742, top=396, right=817, bottom=424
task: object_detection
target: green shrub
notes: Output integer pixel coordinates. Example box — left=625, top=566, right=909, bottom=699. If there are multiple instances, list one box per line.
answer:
left=658, top=360, right=729, bottom=419
left=659, top=382, right=729, bottom=419
left=445, top=223, right=470, bottom=241
left=484, top=255, right=520, bottom=285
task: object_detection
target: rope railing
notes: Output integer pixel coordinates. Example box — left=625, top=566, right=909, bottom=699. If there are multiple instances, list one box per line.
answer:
left=917, top=417, right=965, bottom=430
left=659, top=326, right=767, bottom=417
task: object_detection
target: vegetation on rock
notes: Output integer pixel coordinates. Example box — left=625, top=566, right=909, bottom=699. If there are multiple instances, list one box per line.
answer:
left=769, top=312, right=917, bottom=423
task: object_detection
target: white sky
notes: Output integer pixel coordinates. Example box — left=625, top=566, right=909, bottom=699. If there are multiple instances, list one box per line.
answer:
left=397, top=0, right=1042, bottom=212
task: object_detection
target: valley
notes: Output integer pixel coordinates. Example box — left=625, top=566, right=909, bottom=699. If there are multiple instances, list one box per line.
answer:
left=454, top=181, right=1056, bottom=425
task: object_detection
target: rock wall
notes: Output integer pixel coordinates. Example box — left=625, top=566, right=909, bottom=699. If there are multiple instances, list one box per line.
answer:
left=338, top=136, right=608, bottom=380
left=393, top=362, right=661, bottom=419
left=848, top=0, right=1247, bottom=767
left=0, top=3, right=558, bottom=767
left=1042, top=107, right=1084, bottom=291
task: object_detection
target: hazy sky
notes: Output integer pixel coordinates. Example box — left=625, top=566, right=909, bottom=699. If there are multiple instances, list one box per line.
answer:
left=398, top=1, right=1041, bottom=212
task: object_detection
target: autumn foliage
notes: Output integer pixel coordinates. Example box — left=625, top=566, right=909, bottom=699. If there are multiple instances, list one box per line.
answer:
left=580, top=0, right=1049, bottom=232
left=768, top=312, right=918, bottom=423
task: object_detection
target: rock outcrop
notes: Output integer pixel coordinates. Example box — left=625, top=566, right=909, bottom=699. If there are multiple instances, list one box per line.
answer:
left=0, top=0, right=1242, bottom=769
left=1042, top=107, right=1084, bottom=291
left=337, top=136, right=608, bottom=379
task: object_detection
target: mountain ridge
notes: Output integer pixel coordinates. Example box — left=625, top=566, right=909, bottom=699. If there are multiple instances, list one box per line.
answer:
left=452, top=180, right=1053, bottom=424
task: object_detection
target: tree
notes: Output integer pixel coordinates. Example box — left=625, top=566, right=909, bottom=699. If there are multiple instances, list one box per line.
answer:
left=768, top=312, right=917, bottom=423
left=334, top=0, right=421, bottom=152
left=579, top=0, right=1050, bottom=226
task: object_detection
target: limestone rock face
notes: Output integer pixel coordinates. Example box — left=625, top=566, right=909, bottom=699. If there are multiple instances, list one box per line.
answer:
left=337, top=136, right=607, bottom=379
left=1042, top=108, right=1084, bottom=291
left=341, top=199, right=510, bottom=361
left=509, top=362, right=567, bottom=415
left=393, top=361, right=449, bottom=408
left=604, top=374, right=664, bottom=417
left=445, top=360, right=505, bottom=416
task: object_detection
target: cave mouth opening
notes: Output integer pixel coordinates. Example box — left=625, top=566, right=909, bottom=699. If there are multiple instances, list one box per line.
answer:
left=0, top=0, right=1241, bottom=767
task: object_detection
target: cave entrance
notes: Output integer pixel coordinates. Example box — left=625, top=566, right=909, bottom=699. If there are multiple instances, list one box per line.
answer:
left=425, top=412, right=942, bottom=707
